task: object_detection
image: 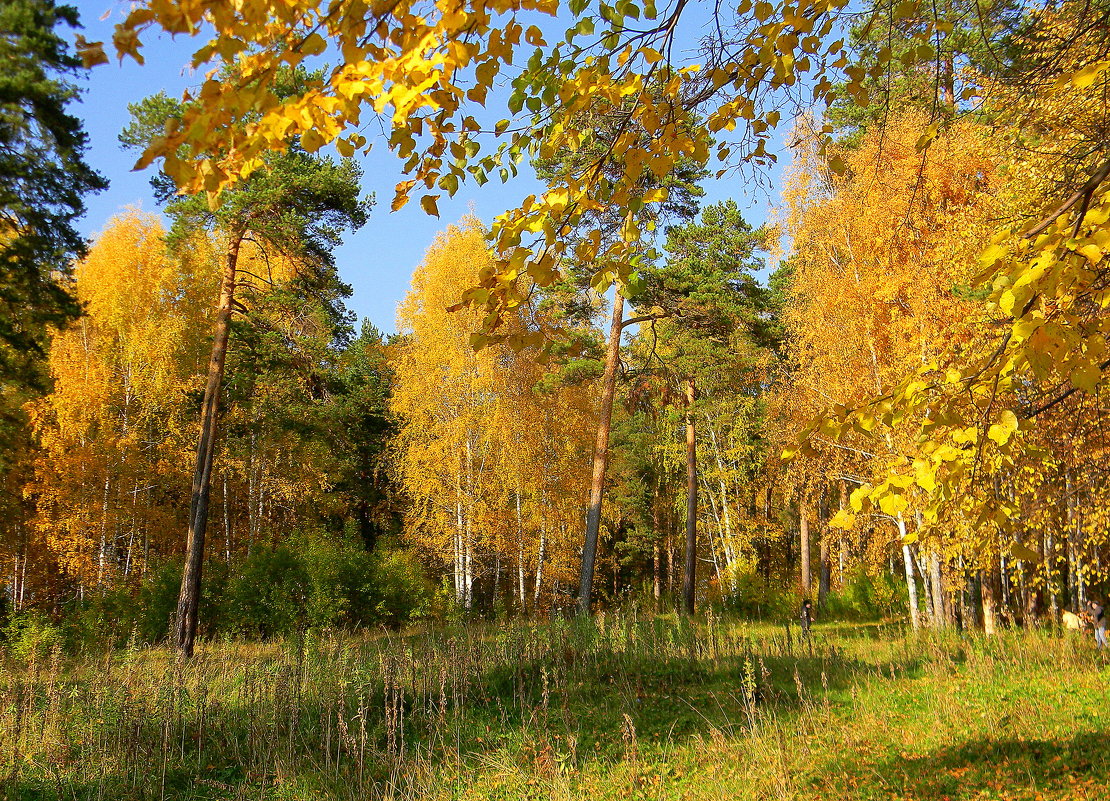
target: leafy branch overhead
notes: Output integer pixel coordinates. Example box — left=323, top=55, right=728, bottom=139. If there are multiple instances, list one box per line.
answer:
left=83, top=0, right=947, bottom=336
left=73, top=0, right=1110, bottom=555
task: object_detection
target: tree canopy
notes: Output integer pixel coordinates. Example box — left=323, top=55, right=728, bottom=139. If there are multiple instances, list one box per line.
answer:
left=0, top=0, right=105, bottom=390
left=5, top=0, right=1110, bottom=639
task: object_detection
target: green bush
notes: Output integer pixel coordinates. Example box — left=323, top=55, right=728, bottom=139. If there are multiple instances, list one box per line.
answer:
left=12, top=533, right=435, bottom=649
left=222, top=543, right=311, bottom=637
left=367, top=543, right=433, bottom=623
left=59, top=584, right=140, bottom=651
left=219, top=532, right=432, bottom=638
left=2, top=609, right=64, bottom=662
left=721, top=570, right=800, bottom=621
left=132, top=558, right=203, bottom=643
left=30, top=559, right=230, bottom=650
left=823, top=568, right=907, bottom=621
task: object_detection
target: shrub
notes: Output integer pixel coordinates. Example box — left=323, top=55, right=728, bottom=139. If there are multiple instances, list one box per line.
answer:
left=222, top=543, right=313, bottom=637
left=366, top=542, right=432, bottom=624
left=720, top=569, right=800, bottom=621
left=823, top=568, right=907, bottom=621
left=59, top=584, right=140, bottom=651
left=2, top=609, right=64, bottom=662
left=132, top=559, right=184, bottom=642
left=3, top=533, right=434, bottom=648
left=43, top=558, right=233, bottom=649
left=219, top=532, right=432, bottom=637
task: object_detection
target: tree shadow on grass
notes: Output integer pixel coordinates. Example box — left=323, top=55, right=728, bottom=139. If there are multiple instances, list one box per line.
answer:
left=469, top=644, right=910, bottom=751
left=812, top=732, right=1110, bottom=800
left=0, top=622, right=965, bottom=800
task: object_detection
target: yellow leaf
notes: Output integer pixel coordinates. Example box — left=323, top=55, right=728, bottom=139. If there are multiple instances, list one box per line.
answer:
left=894, top=0, right=919, bottom=17
left=1078, top=243, right=1104, bottom=264
left=987, top=410, right=1018, bottom=445
left=1070, top=362, right=1102, bottom=393
left=75, top=36, right=109, bottom=67
left=301, top=32, right=327, bottom=57
left=914, top=121, right=940, bottom=151
left=913, top=460, right=937, bottom=492
left=878, top=492, right=906, bottom=517
left=392, top=180, right=416, bottom=212
left=420, top=194, right=440, bottom=217
left=998, top=289, right=1016, bottom=315
left=301, top=128, right=324, bottom=152
left=1069, top=59, right=1110, bottom=89
left=979, top=242, right=1006, bottom=267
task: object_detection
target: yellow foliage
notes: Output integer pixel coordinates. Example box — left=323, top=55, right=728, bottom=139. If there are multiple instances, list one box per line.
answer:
left=391, top=217, right=595, bottom=608
left=777, top=112, right=1005, bottom=560
left=27, top=211, right=219, bottom=586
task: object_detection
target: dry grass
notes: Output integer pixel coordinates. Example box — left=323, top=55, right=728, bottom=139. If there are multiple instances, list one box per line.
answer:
left=1, top=615, right=1108, bottom=800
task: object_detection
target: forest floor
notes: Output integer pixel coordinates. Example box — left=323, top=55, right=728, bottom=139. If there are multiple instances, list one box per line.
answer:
left=1, top=613, right=1109, bottom=800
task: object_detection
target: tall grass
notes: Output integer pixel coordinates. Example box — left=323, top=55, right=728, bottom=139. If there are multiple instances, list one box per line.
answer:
left=1, top=614, right=1107, bottom=800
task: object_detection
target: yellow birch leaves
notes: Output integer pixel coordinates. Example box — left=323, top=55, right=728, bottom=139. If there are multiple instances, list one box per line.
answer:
left=391, top=217, right=594, bottom=599
left=82, top=0, right=953, bottom=341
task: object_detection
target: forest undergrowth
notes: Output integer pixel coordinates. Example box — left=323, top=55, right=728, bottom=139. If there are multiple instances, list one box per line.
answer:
left=1, top=614, right=1108, bottom=801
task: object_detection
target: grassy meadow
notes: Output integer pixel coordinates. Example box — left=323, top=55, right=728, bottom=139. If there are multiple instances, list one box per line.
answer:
left=1, top=614, right=1109, bottom=801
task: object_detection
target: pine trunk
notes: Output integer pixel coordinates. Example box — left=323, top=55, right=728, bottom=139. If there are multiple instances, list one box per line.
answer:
left=176, top=233, right=241, bottom=657
left=578, top=291, right=624, bottom=614
left=682, top=377, right=697, bottom=616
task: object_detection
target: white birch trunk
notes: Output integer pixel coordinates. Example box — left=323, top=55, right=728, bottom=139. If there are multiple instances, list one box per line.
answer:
left=534, top=523, right=548, bottom=605
left=898, top=515, right=920, bottom=630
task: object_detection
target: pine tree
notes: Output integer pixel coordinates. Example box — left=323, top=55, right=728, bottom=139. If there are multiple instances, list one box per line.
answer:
left=0, top=0, right=105, bottom=430
left=124, top=86, right=370, bottom=655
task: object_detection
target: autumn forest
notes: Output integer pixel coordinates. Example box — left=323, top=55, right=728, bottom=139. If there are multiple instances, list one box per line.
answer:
left=2, top=0, right=1110, bottom=797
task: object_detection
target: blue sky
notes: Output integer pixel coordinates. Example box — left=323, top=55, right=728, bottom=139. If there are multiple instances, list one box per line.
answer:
left=70, top=0, right=781, bottom=334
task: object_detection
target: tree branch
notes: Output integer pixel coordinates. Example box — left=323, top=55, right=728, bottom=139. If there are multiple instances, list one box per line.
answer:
left=1024, top=357, right=1110, bottom=419
left=1024, top=157, right=1110, bottom=239
left=619, top=312, right=670, bottom=329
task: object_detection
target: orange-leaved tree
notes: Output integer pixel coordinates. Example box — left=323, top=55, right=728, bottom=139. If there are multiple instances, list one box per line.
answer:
left=780, top=112, right=1006, bottom=627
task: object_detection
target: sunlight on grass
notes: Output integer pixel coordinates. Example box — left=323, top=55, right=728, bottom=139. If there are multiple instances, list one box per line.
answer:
left=1, top=618, right=1107, bottom=800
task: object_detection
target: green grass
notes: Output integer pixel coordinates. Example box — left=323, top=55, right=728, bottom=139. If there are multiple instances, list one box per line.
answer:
left=1, top=614, right=1108, bottom=800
